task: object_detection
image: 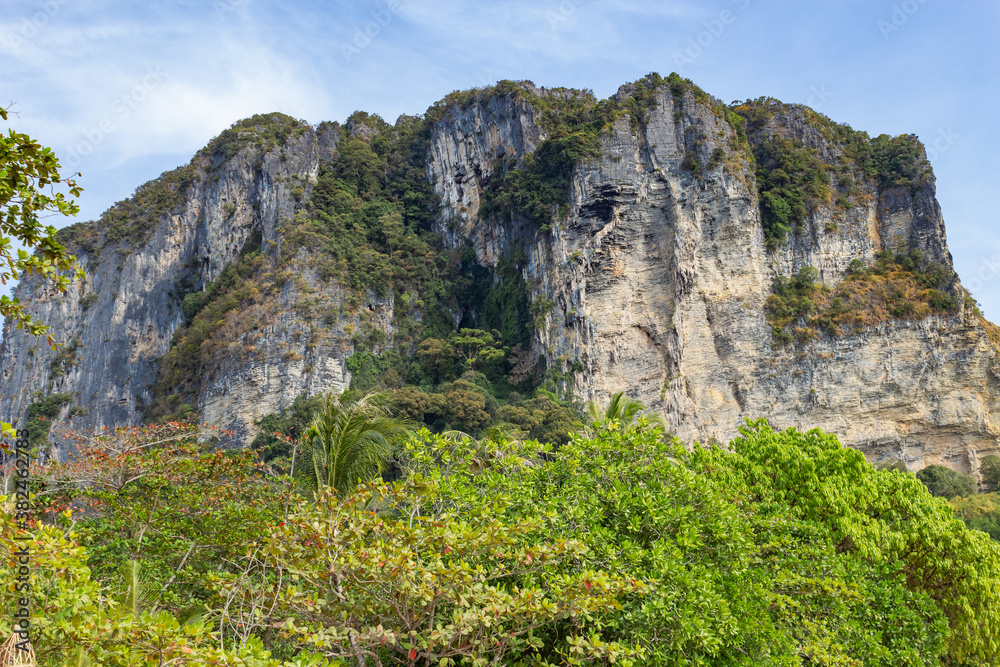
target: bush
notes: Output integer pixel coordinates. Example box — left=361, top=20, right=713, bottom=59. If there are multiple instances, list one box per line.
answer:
left=982, top=454, right=1000, bottom=493
left=25, top=392, right=73, bottom=447
left=917, top=464, right=977, bottom=499
left=949, top=492, right=1000, bottom=542
left=768, top=251, right=957, bottom=344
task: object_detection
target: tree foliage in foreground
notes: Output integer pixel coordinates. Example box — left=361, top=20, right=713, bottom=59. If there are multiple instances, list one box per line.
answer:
left=0, top=107, right=84, bottom=339
left=401, top=420, right=1000, bottom=666
left=298, top=390, right=410, bottom=496
left=5, top=419, right=1000, bottom=665
left=0, top=106, right=85, bottom=437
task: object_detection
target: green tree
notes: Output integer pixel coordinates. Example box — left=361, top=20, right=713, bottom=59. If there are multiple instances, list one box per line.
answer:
left=36, top=422, right=285, bottom=610
left=250, top=393, right=325, bottom=463
left=950, top=493, right=1000, bottom=542
left=583, top=390, right=664, bottom=434
left=981, top=454, right=1000, bottom=493
left=300, top=390, right=410, bottom=495
left=916, top=464, right=977, bottom=499
left=402, top=420, right=1000, bottom=665
left=451, top=327, right=506, bottom=370
left=416, top=337, right=457, bottom=383
left=225, top=476, right=643, bottom=667
left=1, top=107, right=85, bottom=436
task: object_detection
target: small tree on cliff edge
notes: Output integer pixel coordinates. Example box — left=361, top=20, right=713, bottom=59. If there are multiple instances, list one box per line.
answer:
left=0, top=106, right=85, bottom=436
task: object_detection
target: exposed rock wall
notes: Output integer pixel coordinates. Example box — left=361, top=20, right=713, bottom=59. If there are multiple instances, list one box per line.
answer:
left=426, top=85, right=1000, bottom=475
left=2, top=80, right=999, bottom=479
left=0, top=123, right=344, bottom=449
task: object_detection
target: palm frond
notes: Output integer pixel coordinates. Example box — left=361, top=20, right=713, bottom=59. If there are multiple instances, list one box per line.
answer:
left=302, top=390, right=411, bottom=496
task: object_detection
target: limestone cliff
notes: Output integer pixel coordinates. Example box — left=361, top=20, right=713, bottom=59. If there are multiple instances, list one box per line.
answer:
left=2, top=78, right=998, bottom=478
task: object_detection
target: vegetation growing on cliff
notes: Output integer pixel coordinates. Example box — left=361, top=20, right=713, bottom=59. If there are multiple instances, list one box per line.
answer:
left=10, top=419, right=1000, bottom=665
left=767, top=250, right=956, bottom=344
left=478, top=73, right=714, bottom=229
left=752, top=136, right=831, bottom=250
left=58, top=113, right=308, bottom=259
left=201, top=112, right=308, bottom=161
left=146, top=110, right=576, bottom=430
left=59, top=163, right=201, bottom=256
left=25, top=391, right=72, bottom=447
left=731, top=99, right=934, bottom=250
left=146, top=232, right=275, bottom=421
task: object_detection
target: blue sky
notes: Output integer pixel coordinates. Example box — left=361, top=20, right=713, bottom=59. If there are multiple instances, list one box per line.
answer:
left=2, top=0, right=999, bottom=318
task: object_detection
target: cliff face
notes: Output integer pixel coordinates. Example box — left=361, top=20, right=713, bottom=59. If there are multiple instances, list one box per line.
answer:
left=0, top=119, right=344, bottom=450
left=3, top=78, right=999, bottom=476
left=427, top=82, right=1000, bottom=475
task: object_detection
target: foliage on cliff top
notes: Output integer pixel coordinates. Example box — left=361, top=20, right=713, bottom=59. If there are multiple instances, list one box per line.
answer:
left=732, top=99, right=934, bottom=249
left=280, top=114, right=446, bottom=299
left=201, top=111, right=308, bottom=160
left=58, top=113, right=310, bottom=258
left=472, top=72, right=750, bottom=228
left=477, top=72, right=694, bottom=229
left=768, top=250, right=956, bottom=345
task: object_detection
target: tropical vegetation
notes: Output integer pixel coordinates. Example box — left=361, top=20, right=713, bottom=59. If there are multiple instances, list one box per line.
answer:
left=5, top=411, right=1000, bottom=665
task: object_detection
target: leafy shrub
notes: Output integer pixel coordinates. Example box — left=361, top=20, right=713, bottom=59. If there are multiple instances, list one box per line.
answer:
left=981, top=454, right=1000, bottom=493
left=949, top=492, right=1000, bottom=542
left=78, top=291, right=98, bottom=311
left=25, top=392, right=72, bottom=447
left=767, top=251, right=957, bottom=344
left=917, top=464, right=977, bottom=499
left=249, top=393, right=325, bottom=463
left=48, top=338, right=80, bottom=378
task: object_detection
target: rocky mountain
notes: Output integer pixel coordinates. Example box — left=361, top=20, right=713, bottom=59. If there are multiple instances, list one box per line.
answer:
left=3, top=74, right=998, bottom=479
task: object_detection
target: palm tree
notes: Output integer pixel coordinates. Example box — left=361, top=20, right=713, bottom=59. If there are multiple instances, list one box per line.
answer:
left=298, top=390, right=410, bottom=495
left=583, top=391, right=666, bottom=434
